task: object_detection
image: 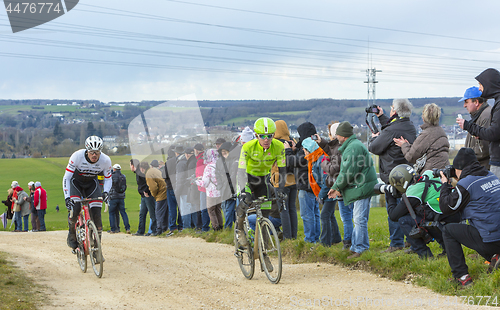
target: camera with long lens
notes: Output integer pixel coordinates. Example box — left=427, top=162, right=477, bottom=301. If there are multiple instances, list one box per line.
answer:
left=431, top=165, right=456, bottom=180
left=365, top=104, right=379, bottom=114
left=409, top=225, right=433, bottom=244
left=373, top=183, right=401, bottom=198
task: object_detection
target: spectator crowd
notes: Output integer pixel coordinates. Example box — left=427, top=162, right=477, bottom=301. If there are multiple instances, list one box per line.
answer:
left=3, top=67, right=500, bottom=288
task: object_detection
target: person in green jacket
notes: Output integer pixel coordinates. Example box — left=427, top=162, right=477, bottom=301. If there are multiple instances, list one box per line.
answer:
left=328, top=121, right=377, bottom=259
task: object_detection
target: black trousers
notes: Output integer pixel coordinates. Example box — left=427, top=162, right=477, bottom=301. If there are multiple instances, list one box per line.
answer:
left=442, top=223, right=500, bottom=278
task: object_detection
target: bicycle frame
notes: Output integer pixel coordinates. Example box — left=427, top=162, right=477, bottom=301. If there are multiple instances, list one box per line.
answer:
left=73, top=197, right=103, bottom=278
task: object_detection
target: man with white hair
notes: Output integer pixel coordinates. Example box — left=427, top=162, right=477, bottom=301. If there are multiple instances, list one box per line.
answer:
left=369, top=99, right=417, bottom=253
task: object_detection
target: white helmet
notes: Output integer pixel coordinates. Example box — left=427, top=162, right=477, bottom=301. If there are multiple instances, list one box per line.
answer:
left=85, top=136, right=103, bottom=151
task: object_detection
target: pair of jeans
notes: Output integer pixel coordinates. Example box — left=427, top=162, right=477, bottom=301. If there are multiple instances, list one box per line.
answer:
left=200, top=191, right=210, bottom=231
left=385, top=193, right=405, bottom=248
left=443, top=223, right=500, bottom=278
left=180, top=195, right=196, bottom=229
left=37, top=209, right=46, bottom=231
left=350, top=197, right=371, bottom=253
left=222, top=198, right=236, bottom=229
left=298, top=190, right=320, bottom=243
left=399, top=214, right=444, bottom=258
left=22, top=214, right=29, bottom=231
left=320, top=200, right=342, bottom=246
left=338, top=200, right=354, bottom=242
left=109, top=198, right=130, bottom=232
left=248, top=214, right=281, bottom=231
left=167, top=189, right=182, bottom=231
left=13, top=211, right=21, bottom=231
left=491, top=165, right=500, bottom=179
left=155, top=199, right=168, bottom=234
left=278, top=185, right=298, bottom=239
left=138, top=196, right=156, bottom=234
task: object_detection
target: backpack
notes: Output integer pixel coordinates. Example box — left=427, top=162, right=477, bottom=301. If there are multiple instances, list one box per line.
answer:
left=115, top=173, right=127, bottom=193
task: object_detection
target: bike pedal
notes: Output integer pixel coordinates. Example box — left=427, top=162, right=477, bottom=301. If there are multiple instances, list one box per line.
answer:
left=71, top=249, right=77, bottom=255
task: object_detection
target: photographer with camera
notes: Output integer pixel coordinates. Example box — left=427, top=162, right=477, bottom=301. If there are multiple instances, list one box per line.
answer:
left=376, top=164, right=454, bottom=259
left=439, top=147, right=500, bottom=287
left=369, top=99, right=417, bottom=253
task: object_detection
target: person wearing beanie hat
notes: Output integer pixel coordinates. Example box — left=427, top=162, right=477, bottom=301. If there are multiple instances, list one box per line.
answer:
left=240, top=126, right=255, bottom=144
left=315, top=121, right=348, bottom=248
left=150, top=160, right=159, bottom=168
left=33, top=181, right=47, bottom=231
left=327, top=120, right=377, bottom=259
left=458, top=68, right=500, bottom=179
left=368, top=98, right=416, bottom=253
left=457, top=86, right=491, bottom=169
left=439, top=147, right=500, bottom=287
left=335, top=121, right=354, bottom=138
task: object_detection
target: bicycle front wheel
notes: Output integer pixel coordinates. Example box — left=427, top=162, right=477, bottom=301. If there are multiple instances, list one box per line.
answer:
left=75, top=219, right=87, bottom=273
left=88, top=220, right=104, bottom=278
left=234, top=223, right=255, bottom=280
left=258, top=218, right=282, bottom=284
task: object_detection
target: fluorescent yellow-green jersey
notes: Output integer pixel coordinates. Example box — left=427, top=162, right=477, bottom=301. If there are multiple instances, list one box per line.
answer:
left=238, top=139, right=286, bottom=176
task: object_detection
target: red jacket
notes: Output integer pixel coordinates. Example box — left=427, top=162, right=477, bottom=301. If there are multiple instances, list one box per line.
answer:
left=34, top=186, right=47, bottom=210
left=195, top=152, right=206, bottom=192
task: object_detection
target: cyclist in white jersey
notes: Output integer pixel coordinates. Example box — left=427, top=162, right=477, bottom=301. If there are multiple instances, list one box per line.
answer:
left=63, top=136, right=112, bottom=250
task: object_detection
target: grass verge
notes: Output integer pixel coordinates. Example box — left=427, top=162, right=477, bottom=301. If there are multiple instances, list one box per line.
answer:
left=0, top=251, right=44, bottom=310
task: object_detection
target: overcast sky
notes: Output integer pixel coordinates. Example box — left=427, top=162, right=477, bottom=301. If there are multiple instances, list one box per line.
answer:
left=1, top=0, right=500, bottom=102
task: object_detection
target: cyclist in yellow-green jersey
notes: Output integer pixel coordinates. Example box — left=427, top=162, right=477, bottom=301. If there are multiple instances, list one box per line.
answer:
left=236, top=117, right=287, bottom=247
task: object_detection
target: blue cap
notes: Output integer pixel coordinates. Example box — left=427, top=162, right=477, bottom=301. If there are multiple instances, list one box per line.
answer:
left=302, top=137, right=319, bottom=153
left=458, top=86, right=482, bottom=102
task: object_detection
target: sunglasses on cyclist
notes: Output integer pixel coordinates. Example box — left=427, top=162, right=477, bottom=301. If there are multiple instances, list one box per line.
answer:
left=88, top=150, right=101, bottom=155
left=257, top=134, right=274, bottom=140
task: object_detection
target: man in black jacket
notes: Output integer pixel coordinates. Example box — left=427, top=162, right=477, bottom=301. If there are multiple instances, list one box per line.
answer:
left=108, top=164, right=131, bottom=234
left=439, top=148, right=500, bottom=287
left=458, top=68, right=500, bottom=178
left=130, top=159, right=157, bottom=236
left=369, top=99, right=417, bottom=253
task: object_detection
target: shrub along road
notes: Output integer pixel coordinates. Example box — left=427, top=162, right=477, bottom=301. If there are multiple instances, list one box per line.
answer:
left=0, top=231, right=484, bottom=309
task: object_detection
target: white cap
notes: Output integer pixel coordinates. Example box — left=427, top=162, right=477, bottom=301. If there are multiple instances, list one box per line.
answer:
left=330, top=123, right=340, bottom=137
left=35, top=181, right=41, bottom=188
left=11, top=181, right=18, bottom=188
left=240, top=126, right=255, bottom=143
left=28, top=181, right=34, bottom=187
left=113, top=164, right=121, bottom=170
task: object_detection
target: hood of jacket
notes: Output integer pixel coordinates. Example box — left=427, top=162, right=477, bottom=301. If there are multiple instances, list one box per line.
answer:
left=204, top=149, right=219, bottom=165
left=297, top=122, right=317, bottom=147
left=274, top=120, right=290, bottom=141
left=476, top=68, right=500, bottom=99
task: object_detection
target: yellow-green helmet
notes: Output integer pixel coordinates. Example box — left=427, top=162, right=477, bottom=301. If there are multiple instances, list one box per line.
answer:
left=389, top=164, right=416, bottom=193
left=253, top=117, right=276, bottom=135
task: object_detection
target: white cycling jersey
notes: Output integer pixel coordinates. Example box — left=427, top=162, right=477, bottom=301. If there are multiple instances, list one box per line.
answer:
left=62, top=149, right=112, bottom=199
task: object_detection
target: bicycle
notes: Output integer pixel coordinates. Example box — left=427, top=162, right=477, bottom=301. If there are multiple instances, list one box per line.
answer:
left=71, top=197, right=104, bottom=278
left=234, top=196, right=282, bottom=284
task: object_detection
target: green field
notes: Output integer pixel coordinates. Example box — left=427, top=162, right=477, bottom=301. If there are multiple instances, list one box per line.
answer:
left=0, top=156, right=142, bottom=232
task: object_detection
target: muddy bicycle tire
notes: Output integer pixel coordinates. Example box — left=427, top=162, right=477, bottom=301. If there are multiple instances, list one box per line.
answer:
left=234, top=222, right=255, bottom=280
left=258, top=218, right=282, bottom=284
left=75, top=220, right=87, bottom=273
left=88, top=220, right=103, bottom=278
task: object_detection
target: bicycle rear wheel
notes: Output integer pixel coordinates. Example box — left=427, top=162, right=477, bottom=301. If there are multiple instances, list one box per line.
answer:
left=75, top=220, right=87, bottom=273
left=88, top=220, right=103, bottom=278
left=234, top=223, right=255, bottom=280
left=258, top=218, right=282, bottom=284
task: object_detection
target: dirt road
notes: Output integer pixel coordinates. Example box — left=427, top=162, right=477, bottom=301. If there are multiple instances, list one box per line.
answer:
left=0, top=231, right=483, bottom=309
